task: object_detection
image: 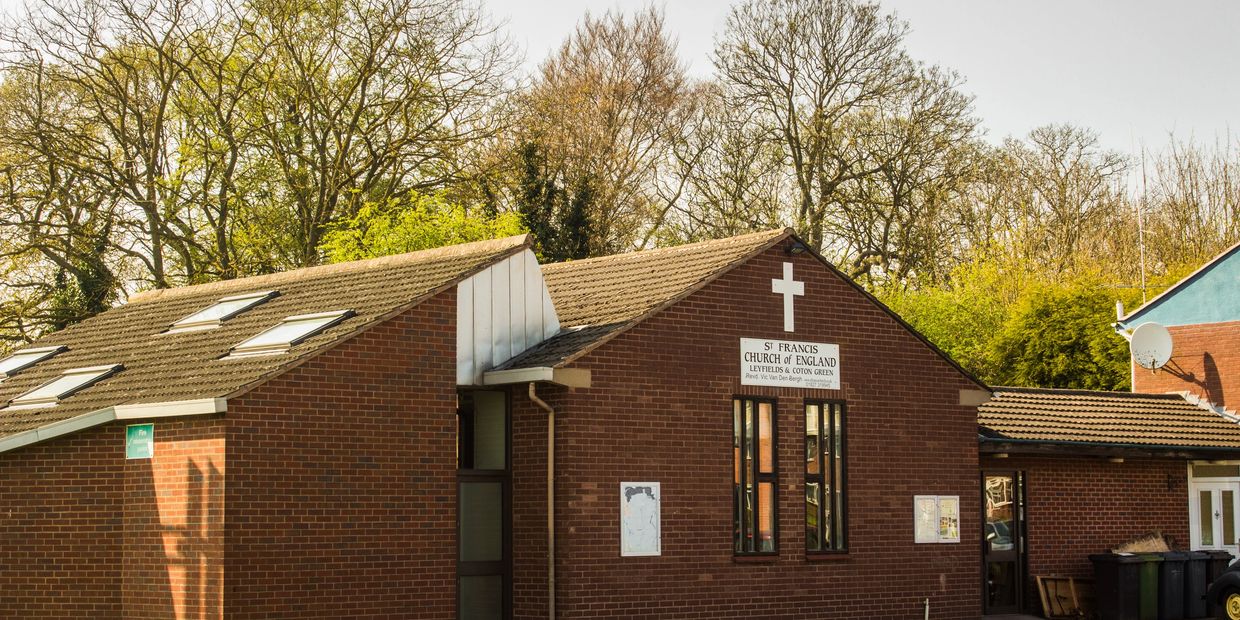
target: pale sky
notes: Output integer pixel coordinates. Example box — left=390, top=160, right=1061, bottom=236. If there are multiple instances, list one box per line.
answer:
left=1, top=0, right=1235, bottom=155
left=491, top=0, right=1240, bottom=155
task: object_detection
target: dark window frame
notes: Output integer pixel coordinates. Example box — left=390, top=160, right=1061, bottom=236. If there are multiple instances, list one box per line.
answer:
left=456, top=388, right=512, bottom=620
left=733, top=396, right=779, bottom=556
left=805, top=400, right=848, bottom=554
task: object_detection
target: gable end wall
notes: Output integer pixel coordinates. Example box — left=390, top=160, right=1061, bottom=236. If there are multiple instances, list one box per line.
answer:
left=224, top=289, right=458, bottom=619
left=512, top=245, right=982, bottom=619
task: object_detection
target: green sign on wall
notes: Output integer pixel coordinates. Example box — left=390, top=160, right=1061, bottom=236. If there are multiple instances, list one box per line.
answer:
left=125, top=423, right=154, bottom=460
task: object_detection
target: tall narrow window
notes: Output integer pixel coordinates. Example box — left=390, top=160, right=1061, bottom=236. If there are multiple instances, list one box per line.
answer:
left=733, top=397, right=777, bottom=554
left=457, top=390, right=510, bottom=620
left=806, top=401, right=847, bottom=552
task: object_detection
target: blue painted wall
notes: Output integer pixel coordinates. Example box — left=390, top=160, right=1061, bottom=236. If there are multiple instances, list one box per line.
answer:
left=1122, top=245, right=1240, bottom=327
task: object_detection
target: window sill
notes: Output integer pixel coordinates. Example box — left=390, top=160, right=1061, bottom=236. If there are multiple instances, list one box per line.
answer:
left=733, top=554, right=779, bottom=564
left=806, top=551, right=850, bottom=562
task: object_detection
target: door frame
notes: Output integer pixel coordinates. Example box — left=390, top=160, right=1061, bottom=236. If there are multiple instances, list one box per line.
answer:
left=1190, top=479, right=1240, bottom=558
left=981, top=470, right=1026, bottom=614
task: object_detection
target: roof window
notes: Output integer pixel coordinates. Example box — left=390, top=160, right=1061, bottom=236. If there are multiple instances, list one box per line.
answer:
left=168, top=291, right=278, bottom=333
left=8, top=364, right=123, bottom=409
left=0, top=345, right=67, bottom=379
left=227, top=310, right=354, bottom=358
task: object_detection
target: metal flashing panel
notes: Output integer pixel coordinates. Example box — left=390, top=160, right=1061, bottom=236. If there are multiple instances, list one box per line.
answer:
left=456, top=249, right=560, bottom=384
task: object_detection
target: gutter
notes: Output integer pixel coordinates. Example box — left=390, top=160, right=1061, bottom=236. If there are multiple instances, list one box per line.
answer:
left=978, top=434, right=1240, bottom=456
left=0, top=398, right=227, bottom=454
left=528, top=383, right=556, bottom=620
left=484, top=367, right=590, bottom=389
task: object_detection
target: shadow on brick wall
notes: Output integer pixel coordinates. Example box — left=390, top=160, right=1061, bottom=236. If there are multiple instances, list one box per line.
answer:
left=124, top=456, right=223, bottom=618
left=1202, top=353, right=1225, bottom=408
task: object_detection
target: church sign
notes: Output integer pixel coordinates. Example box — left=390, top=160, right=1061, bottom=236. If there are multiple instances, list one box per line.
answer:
left=740, top=338, right=840, bottom=390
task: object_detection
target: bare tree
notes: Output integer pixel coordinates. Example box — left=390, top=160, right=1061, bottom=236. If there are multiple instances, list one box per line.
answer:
left=0, top=71, right=123, bottom=338
left=658, top=82, right=791, bottom=243
left=0, top=0, right=515, bottom=294
left=715, top=0, right=918, bottom=252
left=995, top=125, right=1129, bottom=272
left=244, top=0, right=516, bottom=266
left=2, top=0, right=220, bottom=287
left=517, top=7, right=690, bottom=254
left=830, top=67, right=979, bottom=285
left=1142, top=137, right=1240, bottom=270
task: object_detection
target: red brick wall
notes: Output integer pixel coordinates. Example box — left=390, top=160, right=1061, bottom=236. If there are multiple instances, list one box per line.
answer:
left=512, top=246, right=984, bottom=619
left=980, top=454, right=1189, bottom=600
left=1133, top=321, right=1240, bottom=411
left=0, top=416, right=224, bottom=619
left=223, top=290, right=458, bottom=619
left=124, top=418, right=226, bottom=619
left=512, top=389, right=553, bottom=617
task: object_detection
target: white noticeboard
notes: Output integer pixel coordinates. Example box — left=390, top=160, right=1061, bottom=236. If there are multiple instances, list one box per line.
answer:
left=620, top=482, right=661, bottom=557
left=914, top=495, right=960, bottom=543
left=740, top=338, right=840, bottom=390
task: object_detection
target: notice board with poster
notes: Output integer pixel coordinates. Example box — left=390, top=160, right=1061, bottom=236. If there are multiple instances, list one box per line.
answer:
left=620, top=482, right=661, bottom=556
left=914, top=495, right=960, bottom=543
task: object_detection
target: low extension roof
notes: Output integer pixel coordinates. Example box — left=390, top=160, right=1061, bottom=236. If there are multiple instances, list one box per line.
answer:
left=497, top=229, right=790, bottom=370
left=0, top=235, right=530, bottom=449
left=979, top=386, right=1240, bottom=454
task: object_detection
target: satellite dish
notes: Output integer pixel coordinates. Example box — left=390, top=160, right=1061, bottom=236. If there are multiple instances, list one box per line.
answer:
left=1130, top=322, right=1173, bottom=370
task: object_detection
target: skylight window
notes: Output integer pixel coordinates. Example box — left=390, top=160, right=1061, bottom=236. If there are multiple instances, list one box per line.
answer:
left=8, top=364, right=123, bottom=409
left=0, top=345, right=66, bottom=379
left=168, top=291, right=279, bottom=333
left=228, top=310, right=354, bottom=358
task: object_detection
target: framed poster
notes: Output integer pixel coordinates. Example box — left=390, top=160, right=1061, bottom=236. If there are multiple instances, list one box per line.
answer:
left=938, top=496, right=960, bottom=543
left=914, top=495, right=939, bottom=543
left=914, top=495, right=960, bottom=543
left=620, top=482, right=661, bottom=557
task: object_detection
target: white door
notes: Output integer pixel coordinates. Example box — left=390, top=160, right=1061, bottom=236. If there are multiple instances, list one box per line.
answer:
left=1191, top=482, right=1240, bottom=559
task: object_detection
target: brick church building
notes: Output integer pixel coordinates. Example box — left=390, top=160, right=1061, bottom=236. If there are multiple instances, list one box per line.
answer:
left=0, top=229, right=994, bottom=619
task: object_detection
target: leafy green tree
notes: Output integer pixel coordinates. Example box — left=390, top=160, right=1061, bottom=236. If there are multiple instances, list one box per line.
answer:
left=515, top=142, right=562, bottom=258
left=882, top=252, right=1145, bottom=390
left=558, top=179, right=595, bottom=261
left=319, top=193, right=524, bottom=263
left=880, top=257, right=1011, bottom=382
left=990, top=279, right=1139, bottom=390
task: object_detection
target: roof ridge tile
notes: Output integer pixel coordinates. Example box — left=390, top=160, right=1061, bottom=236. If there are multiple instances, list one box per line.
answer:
left=130, top=234, right=530, bottom=304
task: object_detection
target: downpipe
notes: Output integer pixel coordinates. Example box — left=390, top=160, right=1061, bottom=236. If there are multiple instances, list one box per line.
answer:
left=529, top=383, right=556, bottom=620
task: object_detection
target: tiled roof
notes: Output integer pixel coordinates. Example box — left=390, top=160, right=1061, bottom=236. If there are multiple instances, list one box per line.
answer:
left=498, top=229, right=791, bottom=369
left=0, top=235, right=530, bottom=440
left=978, top=386, right=1240, bottom=449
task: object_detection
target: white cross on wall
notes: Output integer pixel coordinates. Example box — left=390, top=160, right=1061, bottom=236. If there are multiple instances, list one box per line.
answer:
left=771, top=262, right=804, bottom=332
